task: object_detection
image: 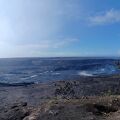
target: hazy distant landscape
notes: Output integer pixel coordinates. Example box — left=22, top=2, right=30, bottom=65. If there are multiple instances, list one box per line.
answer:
left=0, top=57, right=119, bottom=84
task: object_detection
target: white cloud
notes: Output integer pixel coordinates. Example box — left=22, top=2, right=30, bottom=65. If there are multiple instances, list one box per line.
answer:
left=89, top=9, right=120, bottom=25
left=0, top=38, right=79, bottom=57
left=0, top=0, right=80, bottom=44
left=0, top=0, right=81, bottom=57
left=52, top=38, right=79, bottom=48
left=16, top=38, right=78, bottom=49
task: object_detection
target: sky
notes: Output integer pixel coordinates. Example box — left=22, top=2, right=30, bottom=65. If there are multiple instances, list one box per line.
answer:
left=0, top=0, right=120, bottom=57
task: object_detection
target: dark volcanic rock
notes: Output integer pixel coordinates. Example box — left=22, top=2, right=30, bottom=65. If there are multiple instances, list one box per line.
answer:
left=86, top=103, right=118, bottom=115
left=54, top=81, right=76, bottom=99
left=0, top=102, right=30, bottom=120
left=1, top=96, right=120, bottom=120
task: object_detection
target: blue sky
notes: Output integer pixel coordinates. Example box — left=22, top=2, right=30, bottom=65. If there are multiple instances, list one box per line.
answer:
left=0, top=0, right=120, bottom=57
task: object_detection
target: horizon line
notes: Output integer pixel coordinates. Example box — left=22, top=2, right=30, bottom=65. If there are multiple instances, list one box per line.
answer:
left=0, top=56, right=119, bottom=59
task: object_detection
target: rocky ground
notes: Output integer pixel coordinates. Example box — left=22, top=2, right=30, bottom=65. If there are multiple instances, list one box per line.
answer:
left=1, top=75, right=120, bottom=119
left=1, top=96, right=120, bottom=120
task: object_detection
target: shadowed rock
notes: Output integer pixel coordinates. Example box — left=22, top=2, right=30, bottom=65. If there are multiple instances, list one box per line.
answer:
left=0, top=102, right=30, bottom=120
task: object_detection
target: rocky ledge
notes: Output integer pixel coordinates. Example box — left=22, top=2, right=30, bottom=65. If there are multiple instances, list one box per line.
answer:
left=1, top=96, right=120, bottom=120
